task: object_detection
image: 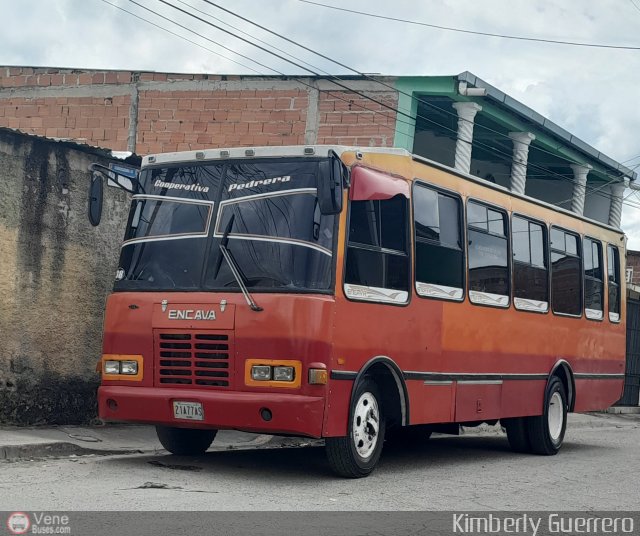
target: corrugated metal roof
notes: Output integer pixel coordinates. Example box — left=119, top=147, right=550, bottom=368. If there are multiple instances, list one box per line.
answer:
left=0, top=126, right=140, bottom=164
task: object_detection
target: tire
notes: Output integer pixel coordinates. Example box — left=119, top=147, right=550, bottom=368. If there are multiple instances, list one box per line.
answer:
left=155, top=426, right=217, bottom=455
left=326, top=377, right=386, bottom=478
left=503, top=417, right=531, bottom=453
left=526, top=376, right=568, bottom=455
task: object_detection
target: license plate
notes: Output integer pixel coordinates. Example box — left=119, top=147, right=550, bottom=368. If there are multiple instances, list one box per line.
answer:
left=173, top=401, right=204, bottom=421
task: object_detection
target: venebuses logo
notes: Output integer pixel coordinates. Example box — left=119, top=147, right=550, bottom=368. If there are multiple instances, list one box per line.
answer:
left=6, top=512, right=30, bottom=535
left=7, top=512, right=72, bottom=535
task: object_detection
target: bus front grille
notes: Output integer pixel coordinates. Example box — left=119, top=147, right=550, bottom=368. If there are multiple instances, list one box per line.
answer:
left=154, top=330, right=233, bottom=388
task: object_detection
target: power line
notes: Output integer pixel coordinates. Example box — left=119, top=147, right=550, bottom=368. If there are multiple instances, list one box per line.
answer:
left=299, top=0, right=640, bottom=51
left=98, top=0, right=261, bottom=73
left=144, top=0, right=637, bottom=208
left=109, top=1, right=639, bottom=210
left=199, top=0, right=634, bottom=189
left=111, top=1, right=399, bottom=128
left=128, top=0, right=283, bottom=75
left=173, top=0, right=322, bottom=74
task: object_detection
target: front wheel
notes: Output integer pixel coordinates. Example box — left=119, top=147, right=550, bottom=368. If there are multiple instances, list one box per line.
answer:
left=526, top=376, right=568, bottom=455
left=156, top=426, right=217, bottom=455
left=325, top=377, right=386, bottom=478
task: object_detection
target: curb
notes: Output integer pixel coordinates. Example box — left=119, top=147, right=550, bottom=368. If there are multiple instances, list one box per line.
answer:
left=605, top=406, right=640, bottom=414
left=0, top=442, right=140, bottom=461
left=0, top=434, right=313, bottom=462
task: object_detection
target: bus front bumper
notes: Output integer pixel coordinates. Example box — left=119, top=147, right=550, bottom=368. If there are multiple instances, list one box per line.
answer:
left=98, top=386, right=325, bottom=438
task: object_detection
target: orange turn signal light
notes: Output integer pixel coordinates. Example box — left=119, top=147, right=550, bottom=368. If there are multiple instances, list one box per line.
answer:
left=309, top=369, right=328, bottom=385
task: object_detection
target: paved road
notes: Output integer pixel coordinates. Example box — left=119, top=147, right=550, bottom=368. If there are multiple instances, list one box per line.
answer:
left=1, top=414, right=638, bottom=511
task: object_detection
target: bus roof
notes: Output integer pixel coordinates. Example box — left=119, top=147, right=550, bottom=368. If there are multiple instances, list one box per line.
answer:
left=141, top=144, right=625, bottom=237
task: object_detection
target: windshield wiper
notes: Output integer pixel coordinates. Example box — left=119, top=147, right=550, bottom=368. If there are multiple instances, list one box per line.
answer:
left=218, top=244, right=263, bottom=312
left=212, top=214, right=263, bottom=312
left=211, top=214, right=235, bottom=280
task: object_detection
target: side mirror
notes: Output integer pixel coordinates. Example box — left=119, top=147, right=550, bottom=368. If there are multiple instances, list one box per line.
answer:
left=88, top=162, right=138, bottom=194
left=88, top=172, right=104, bottom=227
left=318, top=156, right=344, bottom=215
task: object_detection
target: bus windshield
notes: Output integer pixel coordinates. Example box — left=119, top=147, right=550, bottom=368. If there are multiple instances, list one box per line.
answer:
left=114, top=159, right=336, bottom=292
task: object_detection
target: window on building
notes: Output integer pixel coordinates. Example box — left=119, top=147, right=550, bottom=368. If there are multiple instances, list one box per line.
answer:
left=512, top=215, right=548, bottom=312
left=467, top=200, right=509, bottom=307
left=583, top=238, right=604, bottom=320
left=608, top=244, right=621, bottom=322
left=344, top=195, right=410, bottom=304
left=413, top=184, right=464, bottom=300
left=550, top=227, right=582, bottom=316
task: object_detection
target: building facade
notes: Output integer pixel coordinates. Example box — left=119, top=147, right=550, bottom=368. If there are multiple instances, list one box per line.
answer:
left=0, top=66, right=636, bottom=229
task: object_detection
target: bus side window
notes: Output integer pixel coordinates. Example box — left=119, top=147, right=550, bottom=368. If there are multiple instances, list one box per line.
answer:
left=344, top=195, right=410, bottom=304
left=512, top=216, right=549, bottom=313
left=584, top=238, right=604, bottom=320
left=467, top=200, right=510, bottom=307
left=607, top=244, right=621, bottom=322
left=413, top=184, right=464, bottom=301
left=550, top=227, right=582, bottom=316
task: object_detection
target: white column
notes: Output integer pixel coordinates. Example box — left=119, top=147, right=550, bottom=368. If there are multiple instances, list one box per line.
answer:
left=608, top=180, right=628, bottom=228
left=508, top=132, right=535, bottom=195
left=569, top=164, right=592, bottom=215
left=452, top=102, right=482, bottom=174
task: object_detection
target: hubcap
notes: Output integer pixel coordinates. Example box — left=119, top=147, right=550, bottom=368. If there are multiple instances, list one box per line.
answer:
left=547, top=391, right=564, bottom=442
left=352, top=392, right=380, bottom=459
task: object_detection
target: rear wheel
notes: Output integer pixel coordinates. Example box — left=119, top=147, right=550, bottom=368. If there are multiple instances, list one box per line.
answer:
left=526, top=376, right=567, bottom=455
left=326, top=377, right=386, bottom=478
left=503, top=417, right=531, bottom=453
left=156, top=426, right=217, bottom=455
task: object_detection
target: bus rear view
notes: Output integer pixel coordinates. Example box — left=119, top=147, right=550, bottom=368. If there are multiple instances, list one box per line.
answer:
left=98, top=147, right=344, bottom=456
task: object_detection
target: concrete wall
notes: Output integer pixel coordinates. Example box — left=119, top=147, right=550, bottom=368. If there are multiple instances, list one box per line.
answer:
left=0, top=67, right=398, bottom=155
left=0, top=129, right=133, bottom=424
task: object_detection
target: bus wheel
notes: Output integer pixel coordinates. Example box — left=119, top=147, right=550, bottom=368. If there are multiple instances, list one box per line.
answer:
left=155, top=426, right=217, bottom=455
left=503, top=417, right=531, bottom=453
left=325, top=377, right=386, bottom=478
left=526, top=376, right=567, bottom=455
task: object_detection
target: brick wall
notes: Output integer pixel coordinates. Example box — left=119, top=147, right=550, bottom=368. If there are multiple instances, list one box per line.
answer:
left=0, top=67, right=399, bottom=155
left=317, top=90, right=397, bottom=147
left=627, top=251, right=640, bottom=286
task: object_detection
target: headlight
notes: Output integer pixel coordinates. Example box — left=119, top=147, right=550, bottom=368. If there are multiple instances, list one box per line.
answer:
left=251, top=365, right=272, bottom=381
left=101, top=354, right=143, bottom=380
left=273, top=366, right=294, bottom=382
left=120, top=361, right=138, bottom=375
left=104, top=360, right=120, bottom=375
left=245, top=360, right=301, bottom=388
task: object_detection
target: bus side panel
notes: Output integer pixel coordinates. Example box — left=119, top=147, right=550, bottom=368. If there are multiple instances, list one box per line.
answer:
left=573, top=379, right=625, bottom=412
left=406, top=382, right=455, bottom=424
left=323, top=379, right=353, bottom=437
left=500, top=380, right=546, bottom=418
left=455, top=383, right=502, bottom=422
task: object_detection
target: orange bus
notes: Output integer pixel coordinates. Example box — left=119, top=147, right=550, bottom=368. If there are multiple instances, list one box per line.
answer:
left=93, top=146, right=626, bottom=477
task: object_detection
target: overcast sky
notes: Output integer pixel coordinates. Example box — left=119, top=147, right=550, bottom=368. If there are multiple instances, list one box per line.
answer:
left=2, top=0, right=640, bottom=245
